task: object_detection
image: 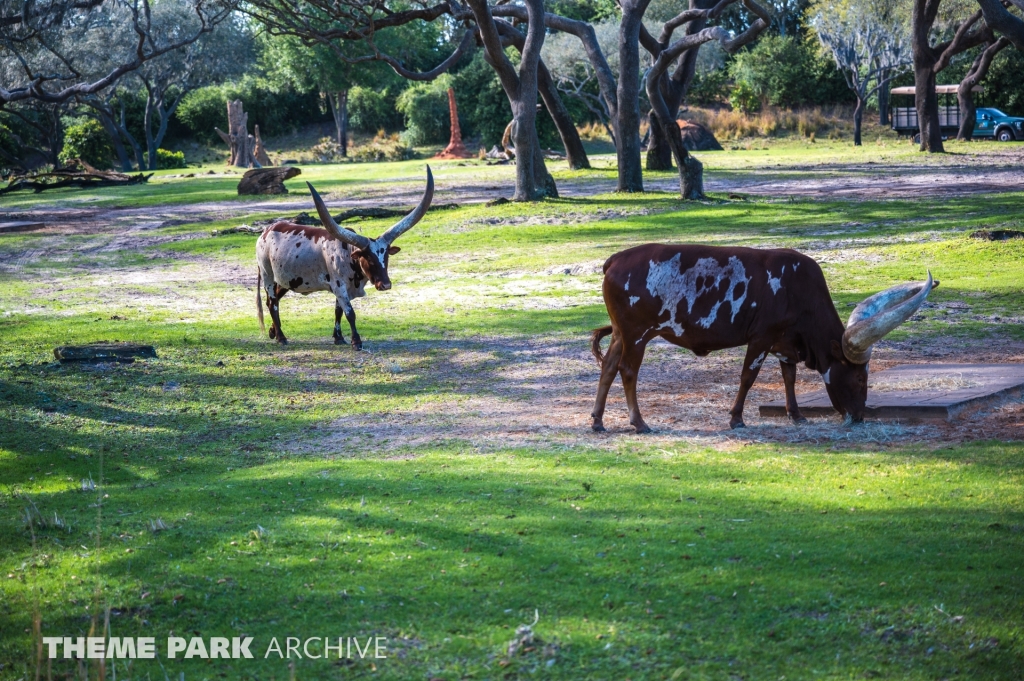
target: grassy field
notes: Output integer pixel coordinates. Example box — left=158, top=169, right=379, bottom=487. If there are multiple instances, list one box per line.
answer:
left=1, top=148, right=1023, bottom=679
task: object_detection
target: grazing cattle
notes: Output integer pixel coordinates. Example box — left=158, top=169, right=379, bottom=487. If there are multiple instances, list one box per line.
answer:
left=590, top=244, right=936, bottom=432
left=256, top=167, right=433, bottom=349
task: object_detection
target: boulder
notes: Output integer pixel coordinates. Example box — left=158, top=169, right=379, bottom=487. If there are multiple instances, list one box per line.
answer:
left=677, top=120, right=723, bottom=152
left=237, top=166, right=301, bottom=195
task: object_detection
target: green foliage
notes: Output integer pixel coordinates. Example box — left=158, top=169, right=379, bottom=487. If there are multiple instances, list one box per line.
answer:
left=396, top=76, right=453, bottom=146
left=148, top=148, right=186, bottom=169
left=981, top=48, right=1024, bottom=114
left=58, top=118, right=113, bottom=168
left=690, top=68, right=732, bottom=106
left=729, top=81, right=762, bottom=114
left=176, top=78, right=326, bottom=143
left=730, top=36, right=852, bottom=109
left=349, top=86, right=403, bottom=133
left=450, top=52, right=562, bottom=149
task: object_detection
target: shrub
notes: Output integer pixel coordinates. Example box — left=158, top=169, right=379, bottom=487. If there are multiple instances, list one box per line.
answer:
left=310, top=137, right=343, bottom=162
left=729, top=82, right=761, bottom=115
left=396, top=78, right=452, bottom=146
left=351, top=132, right=416, bottom=163
left=348, top=87, right=403, bottom=133
left=154, top=148, right=186, bottom=169
left=177, top=79, right=327, bottom=143
left=689, top=68, right=731, bottom=106
left=730, top=36, right=851, bottom=109
left=59, top=119, right=113, bottom=168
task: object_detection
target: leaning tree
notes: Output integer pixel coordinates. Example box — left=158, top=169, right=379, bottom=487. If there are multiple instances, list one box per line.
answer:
left=955, top=35, right=1009, bottom=140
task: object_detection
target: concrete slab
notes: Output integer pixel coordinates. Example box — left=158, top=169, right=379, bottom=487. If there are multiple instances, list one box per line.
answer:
left=759, top=364, right=1024, bottom=421
left=0, top=221, right=45, bottom=233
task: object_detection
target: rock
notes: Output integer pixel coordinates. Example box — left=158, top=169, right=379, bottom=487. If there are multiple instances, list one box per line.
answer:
left=970, top=229, right=1024, bottom=241
left=677, top=120, right=723, bottom=152
left=486, top=197, right=510, bottom=207
left=237, top=166, right=301, bottom=195
left=54, top=343, right=157, bottom=363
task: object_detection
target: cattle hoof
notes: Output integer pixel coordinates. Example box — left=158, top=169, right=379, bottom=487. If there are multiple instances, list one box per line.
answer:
left=334, top=337, right=348, bottom=346
left=730, top=420, right=746, bottom=430
left=276, top=337, right=288, bottom=345
left=633, top=423, right=651, bottom=434
left=591, top=422, right=606, bottom=432
left=791, top=415, right=808, bottom=424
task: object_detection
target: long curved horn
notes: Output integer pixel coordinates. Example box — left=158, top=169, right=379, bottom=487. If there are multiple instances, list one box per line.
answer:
left=842, top=272, right=936, bottom=364
left=379, top=166, right=434, bottom=245
left=306, top=182, right=372, bottom=250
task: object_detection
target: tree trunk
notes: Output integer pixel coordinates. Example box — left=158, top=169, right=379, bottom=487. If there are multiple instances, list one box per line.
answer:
left=328, top=91, right=349, bottom=156
left=538, top=61, right=590, bottom=170
left=215, top=100, right=259, bottom=168
left=435, top=88, right=474, bottom=159
left=957, top=37, right=1010, bottom=141
left=646, top=112, right=674, bottom=170
left=853, top=96, right=864, bottom=146
left=878, top=71, right=891, bottom=126
left=253, top=125, right=271, bottom=166
left=913, top=65, right=943, bottom=152
left=94, top=109, right=133, bottom=172
left=616, top=3, right=647, bottom=192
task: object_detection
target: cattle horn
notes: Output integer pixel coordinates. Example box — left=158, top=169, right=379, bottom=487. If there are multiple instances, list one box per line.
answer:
left=841, top=272, right=936, bottom=364
left=380, top=166, right=434, bottom=245
left=306, top=182, right=372, bottom=250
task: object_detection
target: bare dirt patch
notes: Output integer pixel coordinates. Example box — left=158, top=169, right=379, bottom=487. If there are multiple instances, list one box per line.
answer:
left=283, top=333, right=1024, bottom=457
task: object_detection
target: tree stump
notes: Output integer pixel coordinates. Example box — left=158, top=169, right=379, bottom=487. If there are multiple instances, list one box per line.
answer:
left=253, top=124, right=272, bottom=166
left=237, top=166, right=301, bottom=195
left=677, top=120, right=723, bottom=152
left=434, top=88, right=474, bottom=159
left=215, top=100, right=265, bottom=168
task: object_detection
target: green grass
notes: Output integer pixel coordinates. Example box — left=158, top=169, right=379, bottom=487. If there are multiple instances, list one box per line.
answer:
left=1, top=152, right=1023, bottom=679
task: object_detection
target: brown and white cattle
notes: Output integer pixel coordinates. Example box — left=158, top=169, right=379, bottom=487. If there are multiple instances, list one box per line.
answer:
left=256, top=167, right=433, bottom=349
left=590, top=244, right=936, bottom=432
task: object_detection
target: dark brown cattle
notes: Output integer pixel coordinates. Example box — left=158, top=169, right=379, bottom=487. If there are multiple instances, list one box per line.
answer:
left=591, top=244, right=936, bottom=433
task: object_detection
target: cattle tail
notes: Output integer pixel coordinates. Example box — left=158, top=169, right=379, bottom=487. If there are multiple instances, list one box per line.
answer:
left=590, top=244, right=936, bottom=433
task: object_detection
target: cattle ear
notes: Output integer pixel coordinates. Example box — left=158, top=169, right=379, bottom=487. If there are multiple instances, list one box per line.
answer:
left=830, top=339, right=845, bottom=361
left=387, top=246, right=401, bottom=255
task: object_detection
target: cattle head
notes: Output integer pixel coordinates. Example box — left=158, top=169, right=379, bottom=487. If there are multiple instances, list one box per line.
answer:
left=306, top=167, right=434, bottom=291
left=823, top=272, right=937, bottom=422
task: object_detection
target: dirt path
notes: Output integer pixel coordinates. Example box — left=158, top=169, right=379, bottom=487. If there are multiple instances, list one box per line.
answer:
left=3, top=157, right=1022, bottom=234
left=277, top=333, right=1024, bottom=457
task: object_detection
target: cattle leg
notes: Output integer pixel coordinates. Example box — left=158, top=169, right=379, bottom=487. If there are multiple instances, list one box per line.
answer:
left=619, top=342, right=650, bottom=434
left=333, top=302, right=348, bottom=346
left=780, top=360, right=807, bottom=423
left=729, top=345, right=771, bottom=429
left=591, top=332, right=623, bottom=432
left=343, top=300, right=362, bottom=351
left=267, top=285, right=289, bottom=345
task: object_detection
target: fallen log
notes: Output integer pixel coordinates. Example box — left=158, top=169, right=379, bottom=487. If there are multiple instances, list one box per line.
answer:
left=54, top=342, right=157, bottom=363
left=0, top=169, right=152, bottom=195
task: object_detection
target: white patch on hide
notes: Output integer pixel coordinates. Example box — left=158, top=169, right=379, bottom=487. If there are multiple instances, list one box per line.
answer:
left=823, top=367, right=831, bottom=385
left=767, top=265, right=786, bottom=294
left=749, top=352, right=767, bottom=370
left=793, top=262, right=800, bottom=271
left=624, top=274, right=630, bottom=292
left=645, top=254, right=750, bottom=336
left=629, top=296, right=640, bottom=306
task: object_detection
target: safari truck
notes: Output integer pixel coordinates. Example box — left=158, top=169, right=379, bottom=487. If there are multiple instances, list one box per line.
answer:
left=890, top=85, right=1023, bottom=141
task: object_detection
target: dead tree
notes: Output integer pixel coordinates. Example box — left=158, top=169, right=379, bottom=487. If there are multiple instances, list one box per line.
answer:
left=957, top=36, right=1010, bottom=140
left=434, top=88, right=473, bottom=159
left=215, top=100, right=269, bottom=168
left=911, top=4, right=992, bottom=152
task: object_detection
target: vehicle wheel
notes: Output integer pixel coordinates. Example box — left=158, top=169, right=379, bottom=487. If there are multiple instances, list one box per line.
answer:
left=997, top=128, right=1015, bottom=142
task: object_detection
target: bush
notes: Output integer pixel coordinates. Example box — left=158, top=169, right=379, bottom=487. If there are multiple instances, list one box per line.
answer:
left=351, top=132, right=416, bottom=163
left=396, top=77, right=452, bottom=146
left=177, top=79, right=327, bottom=143
left=59, top=119, right=113, bottom=168
left=729, top=82, right=761, bottom=114
left=151, top=148, right=186, bottom=169
left=348, top=87, right=403, bottom=133
left=689, top=68, right=731, bottom=106
left=730, top=36, right=851, bottom=109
